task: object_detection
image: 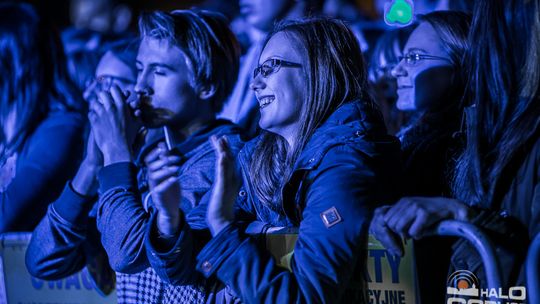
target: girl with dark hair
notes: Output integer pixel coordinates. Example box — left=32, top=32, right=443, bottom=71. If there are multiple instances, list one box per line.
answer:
left=146, top=18, right=401, bottom=303
left=372, top=13, right=471, bottom=302
left=371, top=0, right=540, bottom=293
left=0, top=2, right=84, bottom=233
left=391, top=11, right=470, bottom=198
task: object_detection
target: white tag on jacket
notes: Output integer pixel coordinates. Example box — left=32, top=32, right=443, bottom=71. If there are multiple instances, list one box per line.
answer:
left=320, top=206, right=342, bottom=228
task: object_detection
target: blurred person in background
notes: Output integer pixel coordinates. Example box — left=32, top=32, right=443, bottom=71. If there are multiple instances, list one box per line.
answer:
left=371, top=0, right=540, bottom=296
left=322, top=0, right=385, bottom=56
left=372, top=11, right=471, bottom=303
left=70, top=0, right=133, bottom=34
left=82, top=40, right=138, bottom=105
left=0, top=2, right=85, bottom=233
left=63, top=0, right=135, bottom=93
left=26, top=38, right=138, bottom=297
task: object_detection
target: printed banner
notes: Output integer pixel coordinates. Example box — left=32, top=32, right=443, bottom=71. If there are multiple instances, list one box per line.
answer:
left=0, top=233, right=116, bottom=304
left=264, top=233, right=418, bottom=304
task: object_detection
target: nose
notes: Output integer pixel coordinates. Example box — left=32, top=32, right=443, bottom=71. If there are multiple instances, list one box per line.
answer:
left=134, top=70, right=153, bottom=96
left=249, top=74, right=266, bottom=92
left=391, top=59, right=407, bottom=78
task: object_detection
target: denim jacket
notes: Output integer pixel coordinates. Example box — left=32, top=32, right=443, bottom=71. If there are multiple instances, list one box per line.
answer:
left=96, top=120, right=245, bottom=273
left=146, top=100, right=402, bottom=303
left=26, top=120, right=245, bottom=303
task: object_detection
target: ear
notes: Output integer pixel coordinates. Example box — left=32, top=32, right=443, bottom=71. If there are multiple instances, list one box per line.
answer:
left=198, top=84, right=217, bottom=101
left=112, top=5, right=132, bottom=33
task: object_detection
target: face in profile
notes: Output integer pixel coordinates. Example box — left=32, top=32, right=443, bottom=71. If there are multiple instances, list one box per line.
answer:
left=239, top=0, right=294, bottom=31
left=250, top=31, right=306, bottom=143
left=392, top=22, right=454, bottom=111
left=83, top=50, right=136, bottom=104
left=134, top=37, right=199, bottom=128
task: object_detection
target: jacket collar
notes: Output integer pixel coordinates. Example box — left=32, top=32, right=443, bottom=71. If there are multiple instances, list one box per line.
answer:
left=238, top=100, right=389, bottom=171
left=135, top=119, right=240, bottom=165
left=293, top=100, right=389, bottom=171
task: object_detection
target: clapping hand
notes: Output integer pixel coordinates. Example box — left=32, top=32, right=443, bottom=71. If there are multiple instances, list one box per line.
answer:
left=71, top=130, right=103, bottom=196
left=207, top=136, right=241, bottom=236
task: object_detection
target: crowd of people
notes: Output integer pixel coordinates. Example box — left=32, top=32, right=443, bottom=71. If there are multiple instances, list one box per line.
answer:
left=0, top=0, right=538, bottom=303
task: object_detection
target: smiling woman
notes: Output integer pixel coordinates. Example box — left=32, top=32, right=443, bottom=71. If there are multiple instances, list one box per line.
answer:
left=144, top=18, right=402, bottom=303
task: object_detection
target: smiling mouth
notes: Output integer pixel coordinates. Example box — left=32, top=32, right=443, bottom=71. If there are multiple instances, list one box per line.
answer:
left=258, top=96, right=275, bottom=109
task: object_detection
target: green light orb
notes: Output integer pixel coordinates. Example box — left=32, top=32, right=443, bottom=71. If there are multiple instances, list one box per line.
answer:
left=385, top=0, right=414, bottom=26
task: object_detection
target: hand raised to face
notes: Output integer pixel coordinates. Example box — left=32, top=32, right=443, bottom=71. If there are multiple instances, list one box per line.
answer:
left=88, top=86, right=142, bottom=166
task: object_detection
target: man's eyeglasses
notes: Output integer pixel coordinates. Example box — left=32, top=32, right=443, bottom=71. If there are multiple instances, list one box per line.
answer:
left=87, top=75, right=135, bottom=92
left=253, top=59, right=302, bottom=79
left=398, top=52, right=451, bottom=66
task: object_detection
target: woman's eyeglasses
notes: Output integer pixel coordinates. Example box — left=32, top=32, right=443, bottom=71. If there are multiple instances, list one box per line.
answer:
left=253, top=59, right=302, bottom=79
left=398, top=52, right=451, bottom=66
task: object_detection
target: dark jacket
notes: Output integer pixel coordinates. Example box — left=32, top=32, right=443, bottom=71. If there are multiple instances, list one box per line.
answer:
left=96, top=120, right=244, bottom=274
left=147, top=100, right=402, bottom=303
left=398, top=109, right=463, bottom=304
left=0, top=111, right=84, bottom=233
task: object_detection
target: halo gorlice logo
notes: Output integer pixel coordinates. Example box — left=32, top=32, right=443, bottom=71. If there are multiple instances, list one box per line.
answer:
left=446, top=270, right=527, bottom=304
left=447, top=270, right=480, bottom=298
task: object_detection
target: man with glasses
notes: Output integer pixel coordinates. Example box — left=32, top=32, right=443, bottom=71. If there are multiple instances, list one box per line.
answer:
left=83, top=41, right=138, bottom=104
left=27, top=37, right=137, bottom=297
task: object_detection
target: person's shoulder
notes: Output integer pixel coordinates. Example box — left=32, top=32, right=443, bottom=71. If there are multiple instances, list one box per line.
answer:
left=28, top=111, right=84, bottom=144
left=38, top=111, right=84, bottom=130
left=302, top=101, right=400, bottom=165
left=211, top=120, right=248, bottom=150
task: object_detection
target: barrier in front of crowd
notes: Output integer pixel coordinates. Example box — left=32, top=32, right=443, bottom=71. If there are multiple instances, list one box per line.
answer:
left=426, top=220, right=503, bottom=302
left=0, top=221, right=508, bottom=304
left=526, top=233, right=540, bottom=304
left=251, top=225, right=419, bottom=304
left=0, top=232, right=116, bottom=304
left=257, top=219, right=505, bottom=304
left=427, top=220, right=503, bottom=291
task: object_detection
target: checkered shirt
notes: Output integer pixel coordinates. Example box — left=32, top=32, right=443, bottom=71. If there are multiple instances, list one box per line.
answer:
left=116, top=267, right=206, bottom=304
